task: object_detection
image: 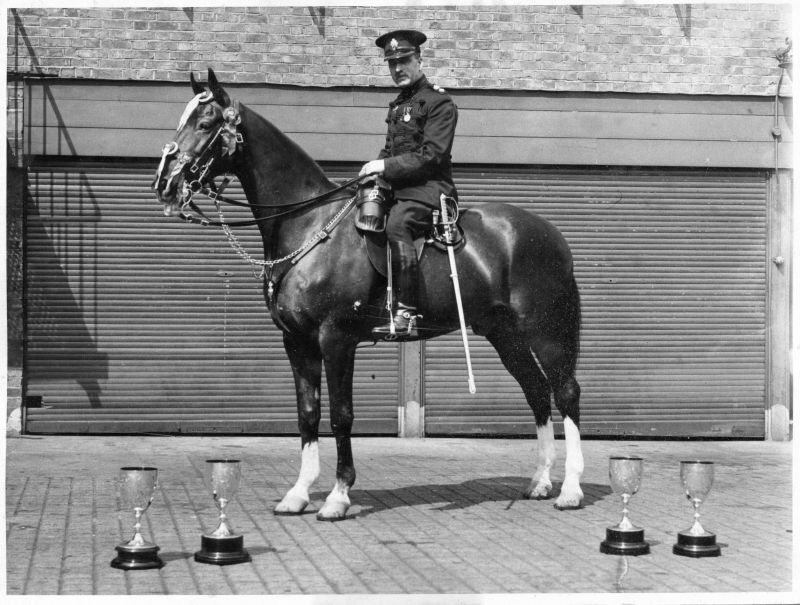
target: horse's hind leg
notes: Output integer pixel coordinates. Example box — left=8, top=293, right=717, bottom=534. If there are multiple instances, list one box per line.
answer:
left=534, top=340, right=584, bottom=510
left=275, top=333, right=323, bottom=515
left=485, top=326, right=559, bottom=502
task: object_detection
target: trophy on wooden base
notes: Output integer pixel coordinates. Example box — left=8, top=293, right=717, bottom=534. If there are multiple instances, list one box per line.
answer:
left=195, top=459, right=251, bottom=565
left=111, top=466, right=165, bottom=570
left=673, top=460, right=721, bottom=557
left=600, top=456, right=650, bottom=556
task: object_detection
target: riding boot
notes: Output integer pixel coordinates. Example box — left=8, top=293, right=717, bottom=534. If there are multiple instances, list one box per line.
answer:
left=373, top=241, right=421, bottom=340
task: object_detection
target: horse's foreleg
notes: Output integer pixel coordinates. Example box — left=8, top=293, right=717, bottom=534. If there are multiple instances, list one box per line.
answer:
left=275, top=333, right=323, bottom=515
left=316, top=333, right=358, bottom=521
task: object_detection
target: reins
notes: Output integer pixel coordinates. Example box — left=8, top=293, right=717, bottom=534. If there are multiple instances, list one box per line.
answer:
left=179, top=174, right=362, bottom=228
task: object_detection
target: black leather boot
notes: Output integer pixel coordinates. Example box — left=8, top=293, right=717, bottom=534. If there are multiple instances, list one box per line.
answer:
left=373, top=241, right=421, bottom=340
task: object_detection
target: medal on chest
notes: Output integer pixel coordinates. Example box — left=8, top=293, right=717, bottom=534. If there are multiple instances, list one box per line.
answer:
left=403, top=106, right=411, bottom=122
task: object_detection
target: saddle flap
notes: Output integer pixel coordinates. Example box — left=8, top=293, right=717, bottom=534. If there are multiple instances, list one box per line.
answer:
left=361, top=221, right=466, bottom=278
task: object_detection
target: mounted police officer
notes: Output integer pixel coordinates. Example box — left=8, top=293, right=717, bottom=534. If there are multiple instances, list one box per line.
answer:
left=359, top=29, right=459, bottom=340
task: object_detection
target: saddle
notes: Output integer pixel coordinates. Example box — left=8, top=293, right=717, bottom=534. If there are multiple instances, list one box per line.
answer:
left=355, top=181, right=465, bottom=277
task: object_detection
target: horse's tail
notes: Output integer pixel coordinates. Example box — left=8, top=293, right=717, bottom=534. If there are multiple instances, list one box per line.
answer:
left=564, top=272, right=582, bottom=376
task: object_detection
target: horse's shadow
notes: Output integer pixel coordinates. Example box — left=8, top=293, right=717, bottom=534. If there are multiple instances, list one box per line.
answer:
left=311, top=476, right=611, bottom=519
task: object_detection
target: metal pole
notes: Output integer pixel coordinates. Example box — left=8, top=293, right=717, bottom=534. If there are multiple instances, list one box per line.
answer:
left=440, top=194, right=476, bottom=394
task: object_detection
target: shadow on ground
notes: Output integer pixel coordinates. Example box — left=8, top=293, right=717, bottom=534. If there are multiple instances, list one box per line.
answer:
left=309, top=476, right=612, bottom=518
left=159, top=545, right=278, bottom=563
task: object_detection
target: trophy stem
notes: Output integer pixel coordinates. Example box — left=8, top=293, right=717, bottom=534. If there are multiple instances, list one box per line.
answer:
left=688, top=500, right=706, bottom=536
left=210, top=499, right=236, bottom=537
left=126, top=508, right=149, bottom=547
left=617, top=494, right=634, bottom=530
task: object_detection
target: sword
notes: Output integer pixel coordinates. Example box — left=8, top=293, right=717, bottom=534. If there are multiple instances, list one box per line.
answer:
left=386, top=245, right=396, bottom=339
left=439, top=194, right=476, bottom=394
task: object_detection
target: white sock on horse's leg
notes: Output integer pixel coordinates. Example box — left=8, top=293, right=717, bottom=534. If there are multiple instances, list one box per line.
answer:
left=317, top=479, right=351, bottom=520
left=555, top=416, right=584, bottom=509
left=526, top=418, right=555, bottom=499
left=275, top=440, right=319, bottom=514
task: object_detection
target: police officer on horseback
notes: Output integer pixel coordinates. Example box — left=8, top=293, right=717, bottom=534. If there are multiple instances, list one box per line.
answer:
left=360, top=29, right=459, bottom=340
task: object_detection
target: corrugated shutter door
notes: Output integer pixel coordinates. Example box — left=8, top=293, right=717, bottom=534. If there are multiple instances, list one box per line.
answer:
left=425, top=167, right=767, bottom=438
left=24, top=160, right=400, bottom=434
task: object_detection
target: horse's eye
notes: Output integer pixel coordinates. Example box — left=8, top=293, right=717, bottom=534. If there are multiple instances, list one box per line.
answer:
left=197, top=121, right=213, bottom=132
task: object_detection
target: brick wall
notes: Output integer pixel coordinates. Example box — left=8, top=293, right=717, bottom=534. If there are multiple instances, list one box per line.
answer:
left=7, top=4, right=793, bottom=95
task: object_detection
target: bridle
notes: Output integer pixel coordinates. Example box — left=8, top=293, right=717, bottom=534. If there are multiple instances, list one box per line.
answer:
left=155, top=91, right=364, bottom=279
left=155, top=92, right=254, bottom=226
left=154, top=92, right=362, bottom=228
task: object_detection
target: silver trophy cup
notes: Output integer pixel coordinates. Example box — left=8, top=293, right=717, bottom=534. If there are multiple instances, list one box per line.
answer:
left=111, top=466, right=164, bottom=570
left=194, top=459, right=251, bottom=565
left=673, top=460, right=721, bottom=557
left=600, top=456, right=650, bottom=555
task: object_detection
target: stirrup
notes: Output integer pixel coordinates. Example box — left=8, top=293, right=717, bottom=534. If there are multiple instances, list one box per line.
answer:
left=372, top=307, right=421, bottom=341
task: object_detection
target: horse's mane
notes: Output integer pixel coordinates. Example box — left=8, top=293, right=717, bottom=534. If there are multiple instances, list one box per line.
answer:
left=239, top=102, right=336, bottom=191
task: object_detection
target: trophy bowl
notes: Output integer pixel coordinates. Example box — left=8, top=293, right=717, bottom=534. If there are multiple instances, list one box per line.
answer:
left=600, top=456, right=650, bottom=556
left=110, top=466, right=164, bottom=570
left=673, top=460, right=721, bottom=557
left=194, top=459, right=251, bottom=565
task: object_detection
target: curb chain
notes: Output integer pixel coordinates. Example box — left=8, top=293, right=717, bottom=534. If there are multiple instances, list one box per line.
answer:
left=215, top=196, right=356, bottom=280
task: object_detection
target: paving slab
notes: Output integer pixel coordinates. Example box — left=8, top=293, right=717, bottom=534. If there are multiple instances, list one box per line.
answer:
left=4, top=434, right=798, bottom=603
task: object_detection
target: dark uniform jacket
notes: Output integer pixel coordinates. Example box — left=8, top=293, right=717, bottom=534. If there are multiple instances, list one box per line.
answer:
left=378, top=76, right=458, bottom=208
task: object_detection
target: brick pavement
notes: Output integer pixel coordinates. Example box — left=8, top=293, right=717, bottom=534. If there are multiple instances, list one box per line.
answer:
left=4, top=435, right=797, bottom=601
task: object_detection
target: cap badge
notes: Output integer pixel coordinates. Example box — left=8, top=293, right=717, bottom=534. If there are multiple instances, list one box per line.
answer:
left=390, top=38, right=398, bottom=51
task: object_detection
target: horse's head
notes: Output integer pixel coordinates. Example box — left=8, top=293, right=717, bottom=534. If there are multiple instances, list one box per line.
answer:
left=153, top=68, right=243, bottom=216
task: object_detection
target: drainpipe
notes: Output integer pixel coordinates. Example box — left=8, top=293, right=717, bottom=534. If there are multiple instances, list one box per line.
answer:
left=770, top=39, right=792, bottom=440
left=772, top=38, right=791, bottom=199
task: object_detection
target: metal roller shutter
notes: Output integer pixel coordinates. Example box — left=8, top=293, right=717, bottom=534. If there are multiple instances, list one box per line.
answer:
left=425, top=166, right=767, bottom=438
left=23, top=160, right=400, bottom=434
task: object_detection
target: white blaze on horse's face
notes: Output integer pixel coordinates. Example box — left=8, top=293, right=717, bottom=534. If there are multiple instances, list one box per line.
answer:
left=177, top=91, right=213, bottom=131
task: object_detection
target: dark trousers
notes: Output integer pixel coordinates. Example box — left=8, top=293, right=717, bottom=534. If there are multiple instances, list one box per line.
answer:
left=385, top=200, right=431, bottom=308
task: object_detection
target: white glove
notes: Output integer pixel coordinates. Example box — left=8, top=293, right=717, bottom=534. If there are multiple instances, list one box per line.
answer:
left=359, top=159, right=385, bottom=177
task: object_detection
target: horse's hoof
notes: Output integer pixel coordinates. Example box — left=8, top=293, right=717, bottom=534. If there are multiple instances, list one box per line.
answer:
left=553, top=494, right=583, bottom=510
left=316, top=500, right=350, bottom=521
left=523, top=482, right=552, bottom=500
left=274, top=494, right=309, bottom=515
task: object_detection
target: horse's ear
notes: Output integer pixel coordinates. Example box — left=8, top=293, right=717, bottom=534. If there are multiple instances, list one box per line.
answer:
left=190, top=72, right=205, bottom=95
left=207, top=68, right=230, bottom=108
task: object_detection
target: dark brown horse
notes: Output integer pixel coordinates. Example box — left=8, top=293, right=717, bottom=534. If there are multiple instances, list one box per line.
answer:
left=154, top=69, right=584, bottom=519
